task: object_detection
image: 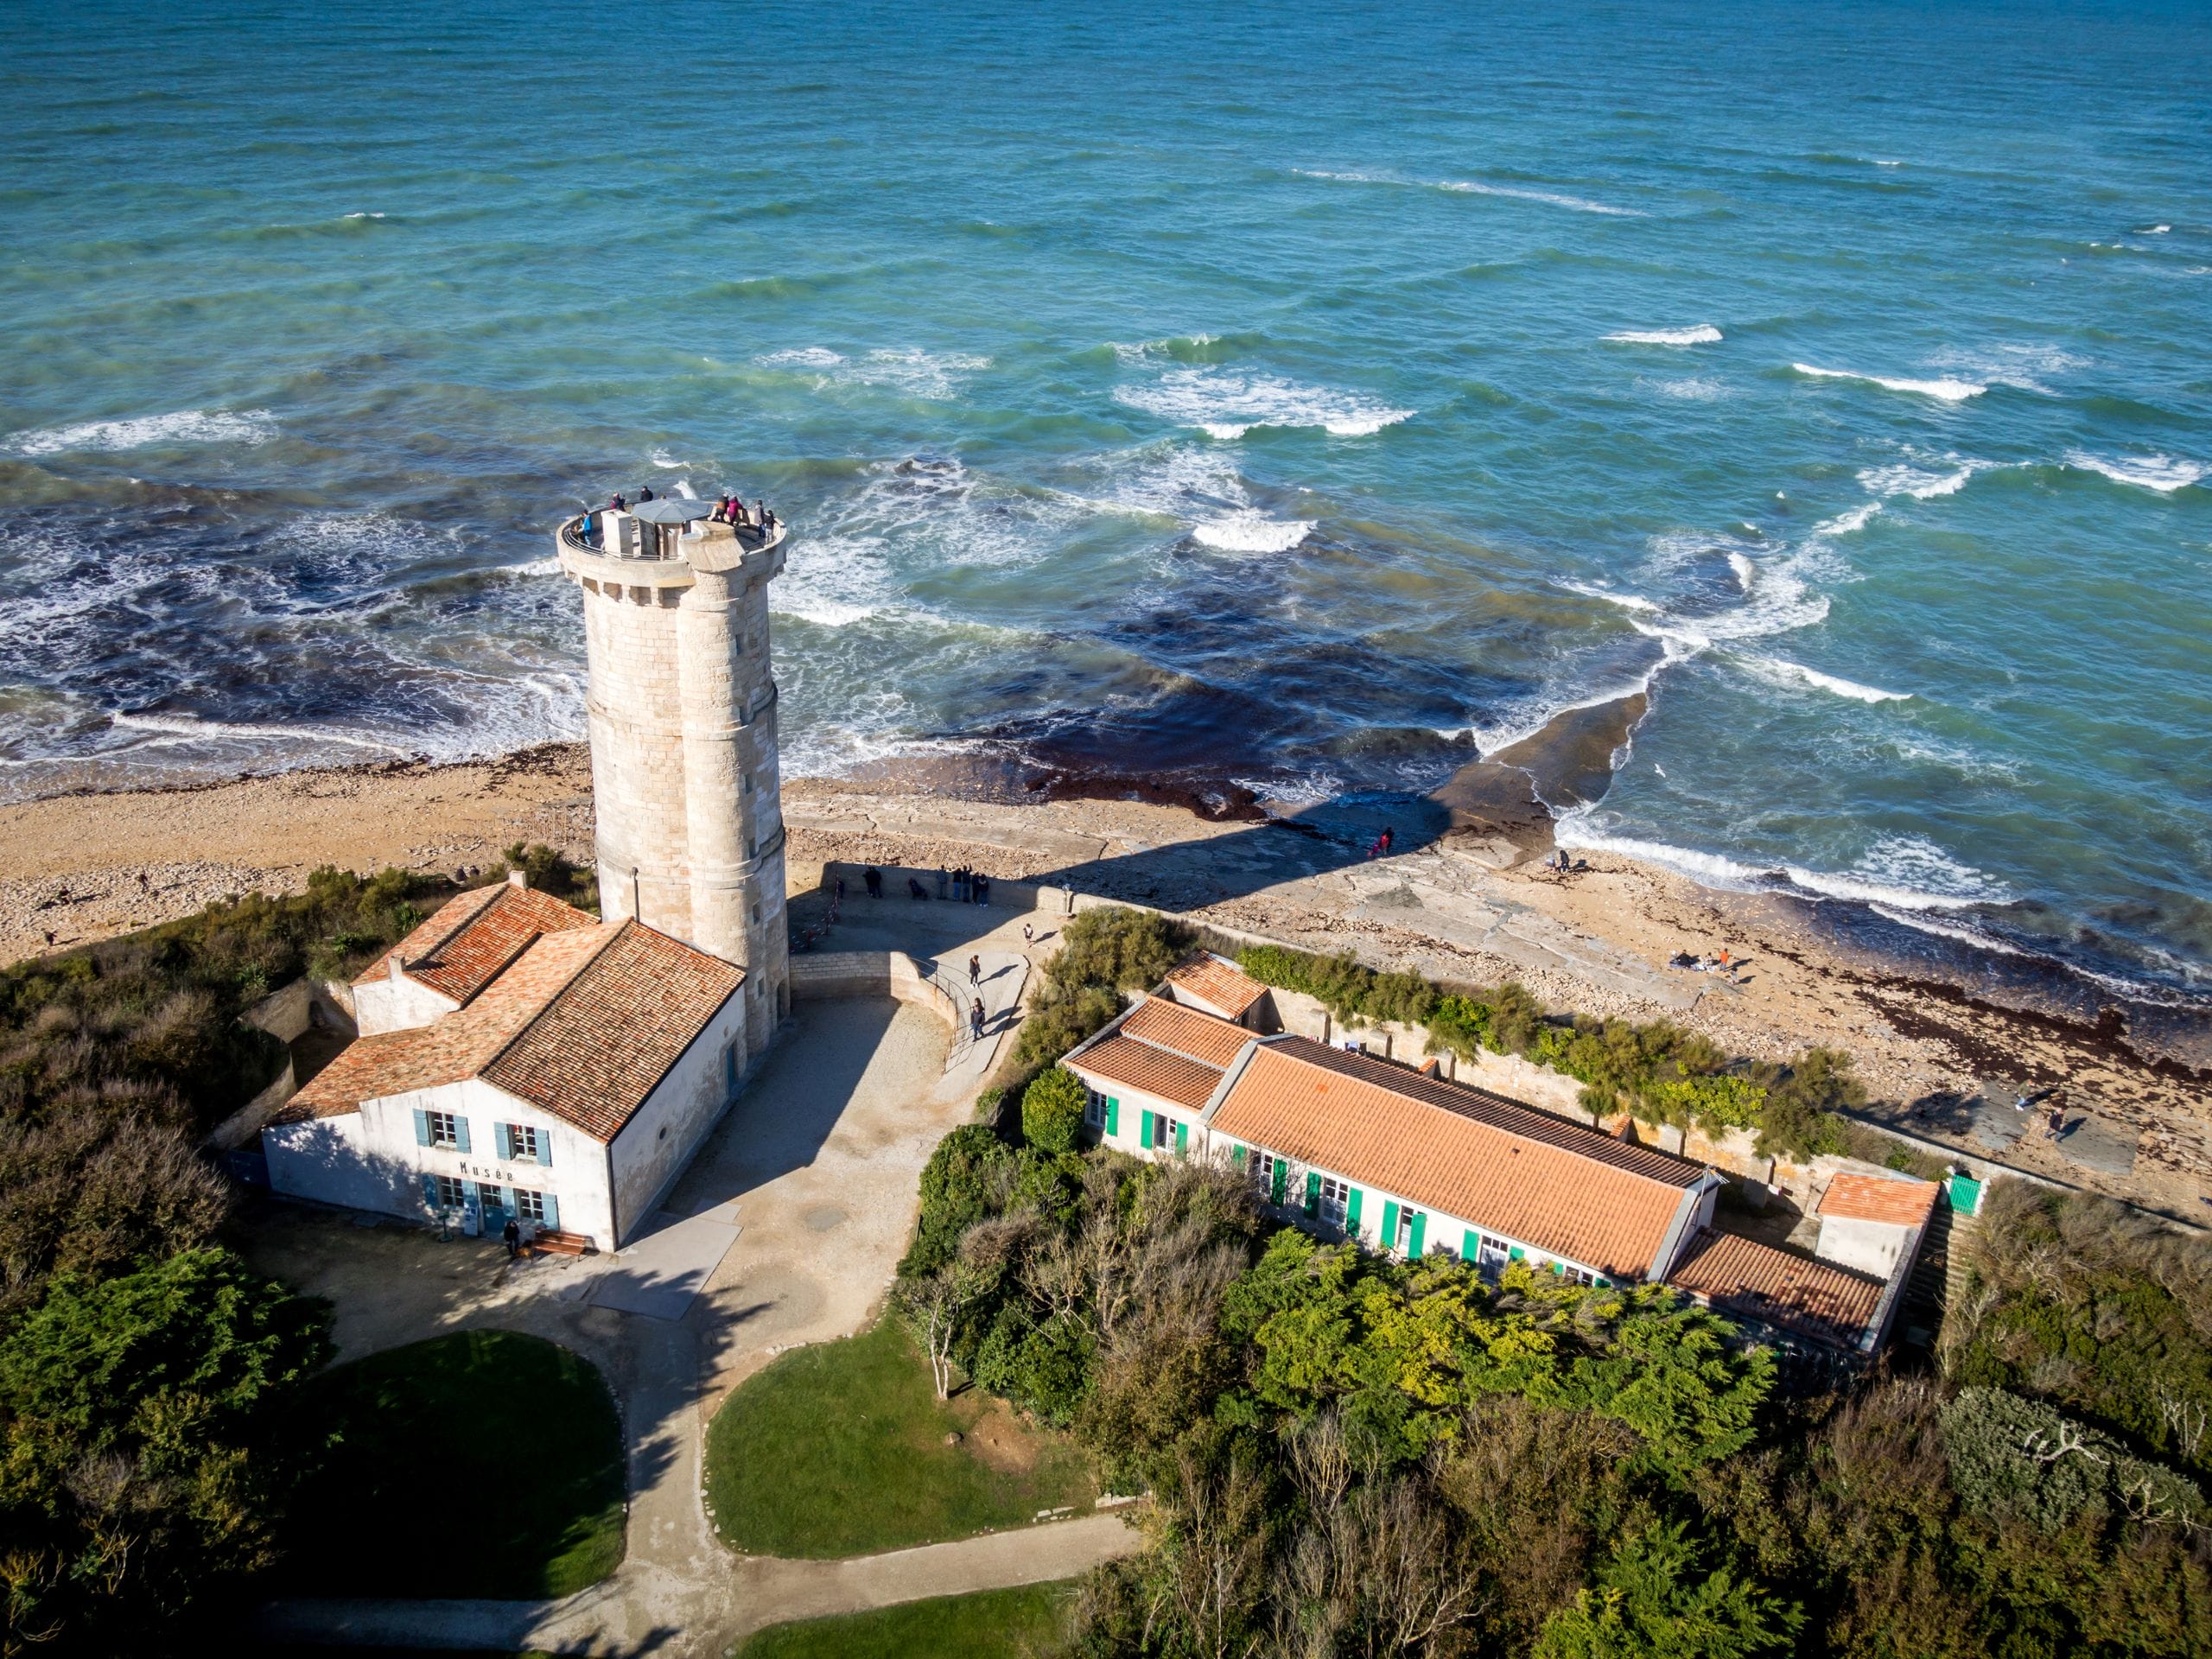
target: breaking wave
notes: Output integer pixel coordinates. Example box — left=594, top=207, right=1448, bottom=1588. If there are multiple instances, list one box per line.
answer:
left=1791, top=364, right=1986, bottom=402
left=1115, top=367, right=1412, bottom=439
left=1605, top=325, right=1722, bottom=346
left=2064, top=450, right=2205, bottom=493
left=4, top=408, right=278, bottom=455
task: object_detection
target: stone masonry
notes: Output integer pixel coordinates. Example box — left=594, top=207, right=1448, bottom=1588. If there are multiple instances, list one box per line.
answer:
left=557, top=513, right=791, bottom=1059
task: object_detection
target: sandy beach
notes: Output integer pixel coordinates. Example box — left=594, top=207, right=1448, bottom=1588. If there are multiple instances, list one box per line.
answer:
left=3, top=744, right=2205, bottom=1222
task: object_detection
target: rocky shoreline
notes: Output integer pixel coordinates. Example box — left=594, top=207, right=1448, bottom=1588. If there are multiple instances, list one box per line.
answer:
left=2, top=741, right=2205, bottom=1221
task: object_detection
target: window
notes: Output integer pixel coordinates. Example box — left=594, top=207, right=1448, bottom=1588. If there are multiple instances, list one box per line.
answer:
left=514, top=1189, right=547, bottom=1224
left=1477, top=1234, right=1510, bottom=1276
left=509, top=1125, right=541, bottom=1162
left=1084, top=1088, right=1108, bottom=1128
left=1255, top=1151, right=1282, bottom=1188
left=433, top=1174, right=467, bottom=1210
left=425, top=1110, right=461, bottom=1149
left=1318, top=1175, right=1349, bottom=1228
left=1562, top=1266, right=1598, bottom=1287
left=1395, top=1206, right=1426, bottom=1254
left=1149, top=1114, right=1176, bottom=1151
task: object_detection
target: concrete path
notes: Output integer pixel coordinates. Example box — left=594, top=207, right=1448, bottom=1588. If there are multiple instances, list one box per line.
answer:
left=582, top=1203, right=744, bottom=1321
left=925, top=947, right=1028, bottom=1087
left=256, top=1512, right=1138, bottom=1652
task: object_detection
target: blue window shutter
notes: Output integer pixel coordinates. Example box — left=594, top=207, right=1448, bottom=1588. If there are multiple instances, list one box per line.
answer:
left=1303, top=1171, right=1321, bottom=1218
left=1463, top=1229, right=1479, bottom=1263
left=1408, top=1211, right=1427, bottom=1257
left=537, top=1133, right=553, bottom=1169
left=1140, top=1109, right=1154, bottom=1150
left=1347, top=1188, right=1363, bottom=1230
left=420, top=1173, right=439, bottom=1211
left=413, top=1109, right=431, bottom=1147
left=454, top=1116, right=472, bottom=1154
left=542, top=1193, right=560, bottom=1232
left=1105, top=1099, right=1119, bottom=1136
left=462, top=1179, right=480, bottom=1212
left=1175, top=1120, right=1188, bottom=1155
left=495, top=1122, right=512, bottom=1160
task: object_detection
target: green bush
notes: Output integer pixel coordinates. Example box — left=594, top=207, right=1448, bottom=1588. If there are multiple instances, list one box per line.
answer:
left=0, top=1249, right=331, bottom=1645
left=899, top=1125, right=1013, bottom=1279
left=1009, top=906, right=1192, bottom=1077
left=1020, top=1066, right=1089, bottom=1155
left=1535, top=1519, right=1802, bottom=1659
left=1941, top=1387, right=2203, bottom=1532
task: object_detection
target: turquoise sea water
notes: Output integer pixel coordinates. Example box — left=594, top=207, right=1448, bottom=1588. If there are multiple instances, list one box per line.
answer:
left=3, top=1, right=2209, bottom=1008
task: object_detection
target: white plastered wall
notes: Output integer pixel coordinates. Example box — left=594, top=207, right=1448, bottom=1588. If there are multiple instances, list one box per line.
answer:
left=1815, top=1214, right=1910, bottom=1279
left=353, top=970, right=460, bottom=1036
left=609, top=989, right=748, bottom=1242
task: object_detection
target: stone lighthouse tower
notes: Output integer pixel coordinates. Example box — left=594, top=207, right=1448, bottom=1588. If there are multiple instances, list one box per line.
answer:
left=555, top=499, right=789, bottom=1060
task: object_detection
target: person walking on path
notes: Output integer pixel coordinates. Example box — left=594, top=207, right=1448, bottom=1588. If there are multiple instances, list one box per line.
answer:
left=1022, top=922, right=1034, bottom=945
left=864, top=866, right=882, bottom=899
left=969, top=954, right=982, bottom=986
left=976, top=874, right=990, bottom=907
left=502, top=1217, right=522, bottom=1260
left=970, top=996, right=986, bottom=1041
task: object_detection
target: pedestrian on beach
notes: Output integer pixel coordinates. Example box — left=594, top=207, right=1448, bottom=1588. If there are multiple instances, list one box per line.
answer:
left=503, top=1217, right=521, bottom=1259
left=969, top=953, right=982, bottom=985
left=2044, top=1102, right=2067, bottom=1141
left=137, top=872, right=149, bottom=893
left=1022, top=922, right=1034, bottom=945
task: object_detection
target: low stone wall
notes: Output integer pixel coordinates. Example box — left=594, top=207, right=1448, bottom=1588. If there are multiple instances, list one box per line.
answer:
left=815, top=861, right=1071, bottom=916
left=242, top=975, right=357, bottom=1042
left=787, top=950, right=957, bottom=1029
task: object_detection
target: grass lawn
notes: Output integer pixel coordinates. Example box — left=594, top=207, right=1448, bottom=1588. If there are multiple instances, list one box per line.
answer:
left=705, top=1317, right=1096, bottom=1557
left=280, top=1331, right=625, bottom=1599
left=735, top=1581, right=1076, bottom=1659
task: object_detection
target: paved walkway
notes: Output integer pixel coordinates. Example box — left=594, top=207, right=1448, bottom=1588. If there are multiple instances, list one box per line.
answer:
left=249, top=901, right=1134, bottom=1654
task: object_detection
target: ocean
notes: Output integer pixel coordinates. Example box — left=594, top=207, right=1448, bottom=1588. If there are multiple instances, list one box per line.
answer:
left=3, top=0, right=2209, bottom=1014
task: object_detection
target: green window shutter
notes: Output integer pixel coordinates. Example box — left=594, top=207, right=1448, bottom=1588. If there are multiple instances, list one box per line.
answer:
left=1303, top=1171, right=1321, bottom=1218
left=1463, top=1228, right=1479, bottom=1263
left=495, top=1123, right=512, bottom=1160
left=542, top=1193, right=560, bottom=1232
left=1346, top=1187, right=1363, bottom=1230
left=1175, top=1121, right=1188, bottom=1155
left=413, top=1109, right=431, bottom=1147
left=1408, top=1211, right=1427, bottom=1257
left=1140, top=1109, right=1155, bottom=1151
left=1595, top=1276, right=1612, bottom=1289
left=1270, top=1159, right=1287, bottom=1205
left=1381, top=1199, right=1400, bottom=1249
left=1105, top=1099, right=1119, bottom=1136
left=1508, top=1245, right=1525, bottom=1262
left=537, top=1133, right=553, bottom=1169
left=419, top=1173, right=440, bottom=1211
left=1230, top=1144, right=1247, bottom=1170
left=453, top=1116, right=473, bottom=1155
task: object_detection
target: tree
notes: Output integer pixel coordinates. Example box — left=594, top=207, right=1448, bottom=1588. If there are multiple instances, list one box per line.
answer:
left=1535, top=1520, right=1802, bottom=1659
left=899, top=1124, right=1011, bottom=1279
left=1022, top=1066, right=1089, bottom=1156
left=0, top=1249, right=331, bottom=1649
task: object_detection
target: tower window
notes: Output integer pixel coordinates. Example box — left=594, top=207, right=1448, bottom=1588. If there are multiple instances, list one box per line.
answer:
left=742, top=772, right=753, bottom=795
left=751, top=902, right=762, bottom=924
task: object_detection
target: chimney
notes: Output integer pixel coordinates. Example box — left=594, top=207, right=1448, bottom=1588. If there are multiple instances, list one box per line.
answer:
left=508, top=869, right=527, bottom=889
left=387, top=953, right=404, bottom=983
left=1418, top=1057, right=1440, bottom=1077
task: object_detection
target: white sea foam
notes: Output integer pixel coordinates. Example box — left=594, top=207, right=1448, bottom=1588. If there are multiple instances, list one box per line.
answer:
left=1858, top=458, right=1986, bottom=499
left=1928, top=343, right=2084, bottom=395
left=2064, top=450, right=2205, bottom=493
left=1435, top=178, right=1643, bottom=216
left=1812, top=501, right=1882, bottom=537
left=1642, top=376, right=1729, bottom=401
left=1792, top=364, right=1986, bottom=402
left=1562, top=580, right=1660, bottom=613
left=4, top=408, right=278, bottom=455
left=1743, top=656, right=1911, bottom=703
left=1726, top=552, right=1757, bottom=591
left=1871, top=905, right=2033, bottom=958
left=1112, top=334, right=1217, bottom=364
left=1115, top=367, right=1412, bottom=439
left=1294, top=167, right=1642, bottom=217
left=755, top=346, right=988, bottom=400
left=649, top=448, right=683, bottom=469
left=108, top=712, right=410, bottom=754
left=2144, top=225, right=2171, bottom=234
left=1554, top=817, right=2008, bottom=914
left=498, top=556, right=563, bottom=576
left=1192, top=513, right=1313, bottom=553
left=341, top=211, right=385, bottom=219
left=1625, top=538, right=1832, bottom=657
left=1605, top=325, right=1722, bottom=346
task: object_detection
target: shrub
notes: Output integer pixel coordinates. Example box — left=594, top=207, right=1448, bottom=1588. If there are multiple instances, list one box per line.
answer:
left=1010, top=906, right=1191, bottom=1077
left=1020, top=1067, right=1088, bottom=1156
left=1535, top=1519, right=1802, bottom=1659
left=1940, top=1387, right=2203, bottom=1532
left=899, top=1125, right=1013, bottom=1279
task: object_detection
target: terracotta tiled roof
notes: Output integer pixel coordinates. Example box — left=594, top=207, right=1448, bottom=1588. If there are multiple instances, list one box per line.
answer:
left=1669, top=1229, right=1885, bottom=1349
left=1072, top=1034, right=1224, bottom=1111
left=357, top=883, right=599, bottom=1006
left=1163, top=951, right=1268, bottom=1019
left=482, top=922, right=743, bottom=1141
left=280, top=920, right=741, bottom=1142
left=1819, top=1173, right=1941, bottom=1228
left=1208, top=1038, right=1704, bottom=1280
left=1122, top=996, right=1255, bottom=1070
